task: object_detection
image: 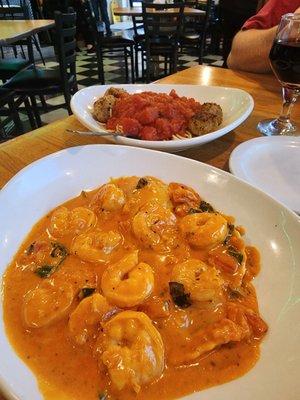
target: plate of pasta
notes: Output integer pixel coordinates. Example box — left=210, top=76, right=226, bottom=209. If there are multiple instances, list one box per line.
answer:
left=70, top=84, right=254, bottom=152
left=0, top=145, right=299, bottom=400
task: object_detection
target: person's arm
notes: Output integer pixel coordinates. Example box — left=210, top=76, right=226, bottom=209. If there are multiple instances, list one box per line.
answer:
left=227, top=26, right=277, bottom=73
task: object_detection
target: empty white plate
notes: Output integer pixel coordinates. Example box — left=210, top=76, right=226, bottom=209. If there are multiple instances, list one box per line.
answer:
left=229, top=136, right=300, bottom=213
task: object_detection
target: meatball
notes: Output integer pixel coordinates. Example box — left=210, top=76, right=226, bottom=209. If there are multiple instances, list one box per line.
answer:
left=93, top=94, right=116, bottom=123
left=188, top=103, right=223, bottom=136
left=104, top=87, right=128, bottom=98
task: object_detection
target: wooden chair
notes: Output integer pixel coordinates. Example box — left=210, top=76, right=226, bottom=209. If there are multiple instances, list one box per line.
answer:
left=180, top=0, right=214, bottom=64
left=141, top=2, right=184, bottom=83
left=0, top=88, right=36, bottom=137
left=129, top=0, right=144, bottom=80
left=3, top=8, right=78, bottom=127
left=83, top=0, right=135, bottom=84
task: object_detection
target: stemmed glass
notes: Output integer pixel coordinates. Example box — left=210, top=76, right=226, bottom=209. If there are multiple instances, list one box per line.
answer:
left=257, top=13, right=300, bottom=136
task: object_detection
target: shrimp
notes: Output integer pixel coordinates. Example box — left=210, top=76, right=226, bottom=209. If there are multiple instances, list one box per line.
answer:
left=170, top=259, right=224, bottom=306
left=179, top=212, right=228, bottom=249
left=168, top=182, right=201, bottom=216
left=132, top=203, right=178, bottom=252
left=69, top=293, right=117, bottom=345
left=49, top=206, right=97, bottom=238
left=99, top=311, right=164, bottom=393
left=169, top=302, right=267, bottom=365
left=71, top=229, right=123, bottom=263
left=90, top=183, right=125, bottom=213
left=23, top=279, right=74, bottom=328
left=123, top=176, right=172, bottom=216
left=101, top=251, right=154, bottom=307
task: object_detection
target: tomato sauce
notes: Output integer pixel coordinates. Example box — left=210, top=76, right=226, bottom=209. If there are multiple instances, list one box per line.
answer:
left=106, top=90, right=202, bottom=140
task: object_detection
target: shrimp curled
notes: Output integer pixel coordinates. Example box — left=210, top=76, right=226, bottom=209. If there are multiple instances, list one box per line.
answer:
left=100, top=311, right=165, bottom=393
left=69, top=293, right=116, bottom=344
left=71, top=229, right=123, bottom=263
left=171, top=259, right=223, bottom=305
left=101, top=251, right=154, bottom=307
left=49, top=206, right=97, bottom=238
left=90, top=183, right=125, bottom=213
left=23, top=279, right=74, bottom=328
left=132, top=204, right=178, bottom=252
left=179, top=212, right=228, bottom=248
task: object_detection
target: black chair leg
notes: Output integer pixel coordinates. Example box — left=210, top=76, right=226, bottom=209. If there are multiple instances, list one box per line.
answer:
left=39, top=95, right=48, bottom=112
left=63, top=85, right=72, bottom=115
left=124, top=48, right=129, bottom=83
left=24, top=97, right=37, bottom=130
left=33, top=35, right=46, bottom=65
left=199, top=32, right=207, bottom=64
left=8, top=99, right=23, bottom=135
left=134, top=45, right=139, bottom=81
left=130, top=46, right=135, bottom=83
left=30, top=95, right=42, bottom=127
left=96, top=47, right=105, bottom=85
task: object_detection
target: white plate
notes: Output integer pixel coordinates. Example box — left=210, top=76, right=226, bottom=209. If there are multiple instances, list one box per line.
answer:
left=229, top=136, right=300, bottom=214
left=0, top=145, right=299, bottom=400
left=70, top=84, right=254, bottom=152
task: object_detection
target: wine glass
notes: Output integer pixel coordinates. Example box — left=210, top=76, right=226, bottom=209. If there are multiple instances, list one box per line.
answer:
left=257, top=13, right=300, bottom=136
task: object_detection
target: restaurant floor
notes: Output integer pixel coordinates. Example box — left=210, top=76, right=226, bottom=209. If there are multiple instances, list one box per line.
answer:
left=1, top=49, right=223, bottom=142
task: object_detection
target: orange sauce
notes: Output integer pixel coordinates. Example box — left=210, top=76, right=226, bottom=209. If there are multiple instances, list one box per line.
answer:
left=3, top=177, right=267, bottom=400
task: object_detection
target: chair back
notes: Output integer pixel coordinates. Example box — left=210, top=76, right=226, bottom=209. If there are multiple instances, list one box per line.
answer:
left=129, top=0, right=143, bottom=37
left=0, top=0, right=30, bottom=20
left=142, top=2, right=184, bottom=43
left=54, top=8, right=77, bottom=83
left=82, top=0, right=105, bottom=43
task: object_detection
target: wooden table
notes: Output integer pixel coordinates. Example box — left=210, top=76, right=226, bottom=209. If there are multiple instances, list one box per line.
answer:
left=0, top=19, right=54, bottom=45
left=0, top=64, right=298, bottom=191
left=0, top=65, right=299, bottom=399
left=114, top=6, right=205, bottom=17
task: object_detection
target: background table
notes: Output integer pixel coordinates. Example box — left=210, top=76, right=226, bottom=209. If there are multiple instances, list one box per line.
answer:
left=0, top=64, right=298, bottom=190
left=113, top=6, right=205, bottom=17
left=0, top=19, right=54, bottom=45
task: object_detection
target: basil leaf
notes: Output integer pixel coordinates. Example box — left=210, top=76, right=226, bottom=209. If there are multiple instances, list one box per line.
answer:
left=227, top=246, right=243, bottom=264
left=136, top=177, right=148, bottom=189
left=26, top=242, right=36, bottom=255
left=169, top=282, right=191, bottom=309
left=35, top=265, right=54, bottom=278
left=199, top=201, right=214, bottom=213
left=78, top=288, right=96, bottom=300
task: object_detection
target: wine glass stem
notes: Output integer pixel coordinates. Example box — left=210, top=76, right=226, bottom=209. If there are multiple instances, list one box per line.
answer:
left=278, top=86, right=299, bottom=126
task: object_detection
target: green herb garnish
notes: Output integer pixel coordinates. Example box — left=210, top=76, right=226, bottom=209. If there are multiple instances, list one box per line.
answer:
left=136, top=177, right=148, bottom=189
left=169, top=282, right=191, bottom=309
left=26, top=242, right=35, bottom=255
left=78, top=287, right=96, bottom=300
left=50, top=242, right=68, bottom=260
left=188, top=208, right=201, bottom=214
left=227, top=246, right=243, bottom=264
left=98, top=391, right=108, bottom=400
left=35, top=243, right=68, bottom=279
left=223, top=223, right=235, bottom=245
left=35, top=265, right=54, bottom=278
left=199, top=200, right=214, bottom=213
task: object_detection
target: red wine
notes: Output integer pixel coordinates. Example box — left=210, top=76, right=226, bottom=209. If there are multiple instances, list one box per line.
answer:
left=269, top=40, right=300, bottom=87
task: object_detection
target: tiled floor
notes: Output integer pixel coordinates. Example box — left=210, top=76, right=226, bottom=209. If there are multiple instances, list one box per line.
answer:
left=1, top=47, right=223, bottom=141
